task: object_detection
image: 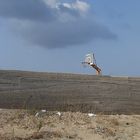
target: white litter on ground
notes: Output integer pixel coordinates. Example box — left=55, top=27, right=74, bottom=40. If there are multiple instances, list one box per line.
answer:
left=35, top=112, right=40, bottom=117
left=88, top=113, right=96, bottom=117
left=41, top=110, right=46, bottom=113
left=56, top=112, right=61, bottom=116
left=35, top=109, right=47, bottom=117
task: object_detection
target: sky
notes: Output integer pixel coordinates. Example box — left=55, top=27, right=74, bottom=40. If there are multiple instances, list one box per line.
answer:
left=0, top=0, right=140, bottom=76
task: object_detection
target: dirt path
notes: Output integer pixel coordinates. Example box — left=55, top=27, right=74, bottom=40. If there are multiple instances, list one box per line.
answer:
left=0, top=109, right=140, bottom=140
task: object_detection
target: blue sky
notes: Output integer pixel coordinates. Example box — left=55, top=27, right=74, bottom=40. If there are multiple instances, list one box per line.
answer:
left=0, top=0, right=140, bottom=76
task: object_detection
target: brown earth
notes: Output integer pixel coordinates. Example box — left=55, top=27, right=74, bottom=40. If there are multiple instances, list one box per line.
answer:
left=0, top=70, right=140, bottom=114
left=0, top=109, right=140, bottom=140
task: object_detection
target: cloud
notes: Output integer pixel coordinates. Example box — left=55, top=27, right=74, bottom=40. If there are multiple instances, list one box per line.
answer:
left=0, top=0, right=56, bottom=21
left=42, top=0, right=58, bottom=8
left=15, top=19, right=116, bottom=48
left=0, top=0, right=117, bottom=49
left=61, top=0, right=90, bottom=16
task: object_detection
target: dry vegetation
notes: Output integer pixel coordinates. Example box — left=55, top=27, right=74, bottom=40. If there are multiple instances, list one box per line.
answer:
left=0, top=109, right=140, bottom=140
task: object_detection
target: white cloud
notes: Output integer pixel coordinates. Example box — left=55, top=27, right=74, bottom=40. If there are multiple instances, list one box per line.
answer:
left=42, top=0, right=58, bottom=8
left=73, top=0, right=90, bottom=13
left=63, top=3, right=72, bottom=9
left=62, top=0, right=90, bottom=15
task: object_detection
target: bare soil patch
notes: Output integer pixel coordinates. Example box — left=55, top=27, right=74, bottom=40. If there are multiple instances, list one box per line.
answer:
left=0, top=109, right=139, bottom=140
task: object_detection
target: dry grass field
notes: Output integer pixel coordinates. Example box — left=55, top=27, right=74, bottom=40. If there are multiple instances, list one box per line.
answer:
left=0, top=109, right=140, bottom=140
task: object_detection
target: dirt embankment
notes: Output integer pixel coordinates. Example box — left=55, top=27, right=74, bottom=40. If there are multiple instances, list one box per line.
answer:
left=0, top=70, right=140, bottom=114
left=0, top=109, right=140, bottom=140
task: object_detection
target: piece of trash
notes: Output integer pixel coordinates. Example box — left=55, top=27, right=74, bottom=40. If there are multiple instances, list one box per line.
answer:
left=35, top=112, right=40, bottom=117
left=56, top=112, right=61, bottom=116
left=41, top=110, right=46, bottom=113
left=35, top=109, right=47, bottom=117
left=88, top=113, right=96, bottom=117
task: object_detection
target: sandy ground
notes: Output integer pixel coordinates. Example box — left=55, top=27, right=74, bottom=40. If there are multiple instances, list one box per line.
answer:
left=0, top=109, right=139, bottom=140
